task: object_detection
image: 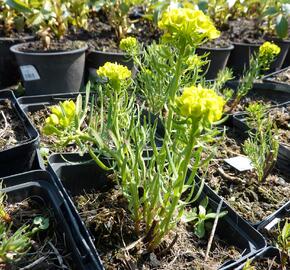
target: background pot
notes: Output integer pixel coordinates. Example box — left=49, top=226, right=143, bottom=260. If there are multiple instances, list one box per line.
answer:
left=86, top=50, right=134, bottom=82
left=227, top=42, right=260, bottom=78
left=0, top=36, right=34, bottom=89
left=0, top=90, right=39, bottom=177
left=196, top=44, right=234, bottom=80
left=10, top=42, right=87, bottom=96
left=228, top=40, right=290, bottom=78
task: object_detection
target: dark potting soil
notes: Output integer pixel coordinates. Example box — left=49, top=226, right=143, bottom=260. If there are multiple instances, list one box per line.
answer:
left=251, top=257, right=285, bottom=270
left=71, top=13, right=161, bottom=53
left=73, top=184, right=241, bottom=270
left=201, top=33, right=232, bottom=49
left=0, top=99, right=29, bottom=151
left=18, top=40, right=86, bottom=53
left=271, top=68, right=290, bottom=85
left=2, top=197, right=76, bottom=269
left=204, top=128, right=290, bottom=224
left=224, top=18, right=264, bottom=44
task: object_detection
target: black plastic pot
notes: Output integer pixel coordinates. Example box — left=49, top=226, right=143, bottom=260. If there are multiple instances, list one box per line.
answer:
left=1, top=170, right=103, bottom=269
left=196, top=44, right=234, bottom=80
left=232, top=102, right=290, bottom=176
left=227, top=40, right=289, bottom=78
left=47, top=152, right=266, bottom=270
left=236, top=247, right=282, bottom=270
left=86, top=50, right=134, bottom=82
left=0, top=90, right=39, bottom=177
left=0, top=36, right=34, bottom=89
left=263, top=66, right=290, bottom=93
left=227, top=42, right=260, bottom=78
left=283, top=50, right=290, bottom=68
left=10, top=42, right=87, bottom=96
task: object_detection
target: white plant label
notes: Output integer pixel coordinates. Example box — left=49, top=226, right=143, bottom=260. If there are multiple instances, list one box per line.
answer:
left=20, top=65, right=40, bottom=81
left=224, top=156, right=253, bottom=172
left=265, top=218, right=281, bottom=231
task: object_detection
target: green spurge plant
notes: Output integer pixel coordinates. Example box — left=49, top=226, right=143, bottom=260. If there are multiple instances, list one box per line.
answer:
left=227, top=41, right=281, bottom=113
left=43, top=7, right=226, bottom=252
left=120, top=6, right=220, bottom=115
left=276, top=219, right=290, bottom=270
left=243, top=102, right=279, bottom=182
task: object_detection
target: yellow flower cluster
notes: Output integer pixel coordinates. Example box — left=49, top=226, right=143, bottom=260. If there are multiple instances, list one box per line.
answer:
left=259, top=42, right=280, bottom=58
left=120, top=37, right=138, bottom=52
left=176, top=85, right=225, bottom=123
left=97, top=62, right=131, bottom=82
left=258, top=42, right=280, bottom=70
left=45, top=100, right=76, bottom=129
left=158, top=8, right=220, bottom=44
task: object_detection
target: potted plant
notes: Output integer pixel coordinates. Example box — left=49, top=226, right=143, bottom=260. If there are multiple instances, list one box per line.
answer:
left=42, top=7, right=267, bottom=268
left=0, top=1, right=34, bottom=88
left=226, top=0, right=290, bottom=77
left=194, top=0, right=235, bottom=80
left=85, top=0, right=161, bottom=77
left=8, top=0, right=88, bottom=96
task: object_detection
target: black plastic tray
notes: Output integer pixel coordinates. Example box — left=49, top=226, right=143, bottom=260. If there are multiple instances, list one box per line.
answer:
left=1, top=170, right=103, bottom=269
left=0, top=90, right=39, bottom=177
left=225, top=80, right=290, bottom=104
left=256, top=201, right=290, bottom=232
left=232, top=103, right=290, bottom=175
left=263, top=66, right=290, bottom=93
left=235, top=247, right=281, bottom=269
left=47, top=152, right=267, bottom=270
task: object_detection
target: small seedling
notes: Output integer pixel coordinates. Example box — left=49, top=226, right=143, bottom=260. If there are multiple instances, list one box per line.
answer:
left=276, top=219, right=290, bottom=270
left=243, top=102, right=279, bottom=182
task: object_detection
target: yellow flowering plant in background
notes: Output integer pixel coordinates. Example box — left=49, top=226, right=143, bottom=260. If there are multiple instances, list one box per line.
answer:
left=258, top=42, right=281, bottom=70
left=227, top=41, right=281, bottom=113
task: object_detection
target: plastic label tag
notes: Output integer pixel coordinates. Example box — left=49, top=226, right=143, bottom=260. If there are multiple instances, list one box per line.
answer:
left=265, top=217, right=281, bottom=231
left=224, top=156, right=253, bottom=172
left=20, top=65, right=40, bottom=81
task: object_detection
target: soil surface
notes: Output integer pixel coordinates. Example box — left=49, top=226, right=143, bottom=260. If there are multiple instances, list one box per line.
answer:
left=204, top=127, right=290, bottom=224
left=251, top=257, right=285, bottom=270
left=270, top=68, right=290, bottom=84
left=201, top=32, right=232, bottom=49
left=224, top=18, right=264, bottom=44
left=18, top=40, right=86, bottom=53
left=73, top=184, right=241, bottom=270
left=0, top=99, right=29, bottom=151
left=2, top=196, right=76, bottom=269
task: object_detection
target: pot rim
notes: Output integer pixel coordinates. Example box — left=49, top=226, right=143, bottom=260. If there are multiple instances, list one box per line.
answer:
left=0, top=35, right=34, bottom=42
left=231, top=41, right=262, bottom=47
left=198, top=44, right=235, bottom=51
left=90, top=49, right=127, bottom=56
left=10, top=41, right=88, bottom=56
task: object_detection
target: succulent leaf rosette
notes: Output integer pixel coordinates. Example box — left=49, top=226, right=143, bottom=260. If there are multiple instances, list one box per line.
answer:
left=158, top=8, right=220, bottom=46
left=43, top=100, right=76, bottom=135
left=119, top=37, right=138, bottom=53
left=176, top=85, right=225, bottom=124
